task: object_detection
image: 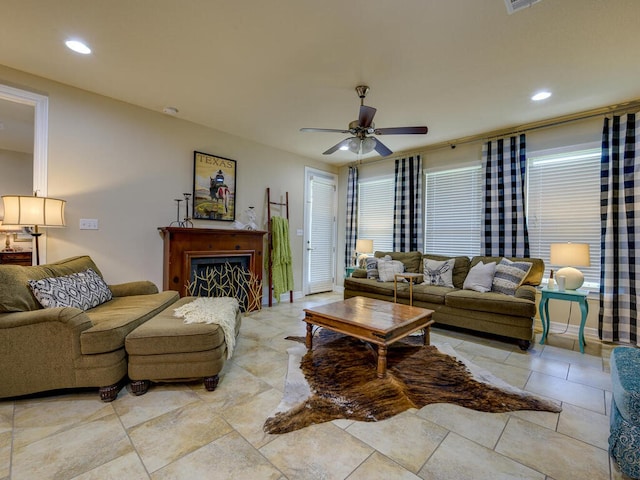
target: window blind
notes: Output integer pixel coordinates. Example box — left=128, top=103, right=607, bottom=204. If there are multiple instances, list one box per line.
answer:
left=527, top=148, right=601, bottom=288
left=425, top=165, right=483, bottom=257
left=358, top=177, right=394, bottom=252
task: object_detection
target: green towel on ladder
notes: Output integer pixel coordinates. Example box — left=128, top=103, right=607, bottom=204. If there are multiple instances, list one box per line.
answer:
left=270, top=216, right=294, bottom=302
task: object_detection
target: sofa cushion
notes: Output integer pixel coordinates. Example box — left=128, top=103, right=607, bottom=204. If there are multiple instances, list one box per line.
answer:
left=445, top=289, right=536, bottom=317
left=364, top=257, right=379, bottom=279
left=423, top=254, right=471, bottom=289
left=423, top=258, right=455, bottom=287
left=0, top=256, right=103, bottom=313
left=374, top=251, right=422, bottom=273
left=470, top=256, right=544, bottom=286
left=80, top=290, right=180, bottom=354
left=411, top=284, right=452, bottom=305
left=463, top=261, right=496, bottom=293
left=377, top=257, right=405, bottom=282
left=492, top=258, right=533, bottom=296
left=28, top=268, right=112, bottom=311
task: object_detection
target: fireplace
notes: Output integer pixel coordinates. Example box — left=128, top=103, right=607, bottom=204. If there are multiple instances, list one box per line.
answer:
left=187, top=251, right=253, bottom=310
left=158, top=227, right=267, bottom=311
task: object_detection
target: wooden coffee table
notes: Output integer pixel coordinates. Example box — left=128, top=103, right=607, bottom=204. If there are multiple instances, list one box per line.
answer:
left=303, top=296, right=434, bottom=378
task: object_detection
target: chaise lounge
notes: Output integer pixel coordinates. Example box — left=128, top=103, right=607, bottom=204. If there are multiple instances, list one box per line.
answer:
left=0, top=255, right=179, bottom=401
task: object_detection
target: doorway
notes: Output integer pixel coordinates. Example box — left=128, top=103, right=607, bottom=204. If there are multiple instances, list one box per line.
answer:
left=303, top=167, right=337, bottom=295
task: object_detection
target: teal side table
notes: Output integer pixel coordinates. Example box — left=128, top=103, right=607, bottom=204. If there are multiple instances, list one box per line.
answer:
left=345, top=266, right=356, bottom=278
left=539, top=288, right=589, bottom=353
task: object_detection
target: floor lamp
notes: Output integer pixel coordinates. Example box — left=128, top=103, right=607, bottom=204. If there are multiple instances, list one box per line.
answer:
left=1, top=194, right=66, bottom=265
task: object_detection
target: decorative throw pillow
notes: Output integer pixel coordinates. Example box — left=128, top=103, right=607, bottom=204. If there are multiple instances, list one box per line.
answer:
left=377, top=258, right=405, bottom=282
left=463, top=261, right=497, bottom=293
left=365, top=257, right=379, bottom=279
left=423, top=258, right=455, bottom=287
left=492, top=258, right=533, bottom=296
left=28, top=268, right=113, bottom=310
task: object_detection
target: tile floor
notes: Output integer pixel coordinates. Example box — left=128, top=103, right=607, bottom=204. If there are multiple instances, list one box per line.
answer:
left=0, top=292, right=632, bottom=480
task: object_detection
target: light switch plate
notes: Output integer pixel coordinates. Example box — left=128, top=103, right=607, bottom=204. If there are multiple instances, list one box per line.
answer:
left=79, top=219, right=99, bottom=230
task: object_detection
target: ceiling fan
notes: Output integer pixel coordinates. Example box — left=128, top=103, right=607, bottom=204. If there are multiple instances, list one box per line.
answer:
left=300, top=85, right=428, bottom=157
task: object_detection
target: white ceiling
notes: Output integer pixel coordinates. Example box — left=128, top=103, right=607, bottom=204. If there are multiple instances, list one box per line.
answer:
left=1, top=0, right=639, bottom=165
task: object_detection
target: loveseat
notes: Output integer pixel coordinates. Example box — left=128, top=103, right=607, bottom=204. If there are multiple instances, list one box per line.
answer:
left=344, top=251, right=544, bottom=350
left=0, top=255, right=179, bottom=401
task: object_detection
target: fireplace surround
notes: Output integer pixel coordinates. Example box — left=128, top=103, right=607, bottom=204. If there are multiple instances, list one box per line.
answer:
left=158, top=227, right=267, bottom=310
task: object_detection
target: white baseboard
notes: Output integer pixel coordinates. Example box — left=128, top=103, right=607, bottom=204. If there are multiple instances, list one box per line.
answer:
left=537, top=319, right=599, bottom=340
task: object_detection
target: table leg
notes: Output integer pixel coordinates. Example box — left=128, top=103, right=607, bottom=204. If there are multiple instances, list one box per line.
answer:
left=377, top=345, right=388, bottom=378
left=409, top=280, right=414, bottom=306
left=578, top=298, right=589, bottom=353
left=394, top=276, right=398, bottom=303
left=422, top=320, right=435, bottom=346
left=305, top=322, right=313, bottom=350
left=539, top=297, right=549, bottom=345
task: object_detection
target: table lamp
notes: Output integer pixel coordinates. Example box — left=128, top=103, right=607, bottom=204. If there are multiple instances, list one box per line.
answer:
left=354, top=239, right=374, bottom=267
left=1, top=194, right=66, bottom=265
left=550, top=242, right=590, bottom=290
left=0, top=220, right=25, bottom=252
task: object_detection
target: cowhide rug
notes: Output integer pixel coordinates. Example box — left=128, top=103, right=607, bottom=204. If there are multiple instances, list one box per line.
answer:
left=264, top=331, right=561, bottom=434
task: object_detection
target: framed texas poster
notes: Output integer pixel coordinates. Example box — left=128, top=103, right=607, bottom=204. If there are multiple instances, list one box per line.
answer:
left=193, top=151, right=236, bottom=221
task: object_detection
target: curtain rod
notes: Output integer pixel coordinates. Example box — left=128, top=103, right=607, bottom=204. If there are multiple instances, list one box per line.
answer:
left=353, top=98, right=640, bottom=167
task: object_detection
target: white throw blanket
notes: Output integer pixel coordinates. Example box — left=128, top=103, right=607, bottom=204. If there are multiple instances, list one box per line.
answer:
left=173, top=297, right=239, bottom=359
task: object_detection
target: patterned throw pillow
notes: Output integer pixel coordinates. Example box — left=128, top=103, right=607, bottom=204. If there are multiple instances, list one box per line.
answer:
left=28, top=268, right=113, bottom=310
left=492, top=258, right=532, bottom=296
left=365, top=257, right=379, bottom=279
left=423, top=258, right=455, bottom=287
left=377, top=258, right=405, bottom=282
left=463, top=261, right=497, bottom=293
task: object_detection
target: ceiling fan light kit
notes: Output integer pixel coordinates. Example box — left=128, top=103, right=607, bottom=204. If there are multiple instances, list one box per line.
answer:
left=300, top=85, right=428, bottom=157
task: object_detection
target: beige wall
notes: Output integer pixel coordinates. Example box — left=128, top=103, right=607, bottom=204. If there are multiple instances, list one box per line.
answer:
left=0, top=65, right=337, bottom=297
left=0, top=149, right=32, bottom=216
left=337, top=116, right=603, bottom=336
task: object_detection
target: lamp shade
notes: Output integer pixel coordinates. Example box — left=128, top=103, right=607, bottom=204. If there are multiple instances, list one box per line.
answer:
left=355, top=239, right=374, bottom=254
left=550, top=243, right=590, bottom=290
left=550, top=243, right=590, bottom=267
left=1, top=195, right=66, bottom=227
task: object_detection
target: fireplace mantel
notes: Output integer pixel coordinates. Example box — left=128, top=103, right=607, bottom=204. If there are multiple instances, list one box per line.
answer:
left=158, top=227, right=267, bottom=303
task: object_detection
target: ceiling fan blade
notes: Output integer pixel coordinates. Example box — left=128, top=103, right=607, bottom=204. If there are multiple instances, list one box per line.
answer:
left=358, top=105, right=377, bottom=128
left=374, top=126, right=428, bottom=135
left=373, top=138, right=393, bottom=157
left=300, top=128, right=350, bottom=134
left=323, top=138, right=353, bottom=155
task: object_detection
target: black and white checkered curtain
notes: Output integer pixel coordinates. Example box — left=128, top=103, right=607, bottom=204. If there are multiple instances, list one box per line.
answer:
left=599, top=113, right=639, bottom=346
left=482, top=134, right=530, bottom=257
left=393, top=155, right=422, bottom=251
left=345, top=166, right=358, bottom=269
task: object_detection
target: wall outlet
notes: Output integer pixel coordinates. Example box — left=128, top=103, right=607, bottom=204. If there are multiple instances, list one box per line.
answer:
left=79, top=218, right=99, bottom=230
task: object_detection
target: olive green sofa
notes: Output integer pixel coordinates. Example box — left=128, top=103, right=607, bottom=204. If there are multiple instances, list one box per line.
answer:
left=343, top=251, right=544, bottom=350
left=0, top=255, right=179, bottom=401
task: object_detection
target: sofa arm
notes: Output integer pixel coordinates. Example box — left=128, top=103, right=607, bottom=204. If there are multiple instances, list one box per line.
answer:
left=351, top=268, right=368, bottom=279
left=515, top=285, right=537, bottom=303
left=0, top=307, right=96, bottom=399
left=0, top=306, right=92, bottom=331
left=108, top=280, right=159, bottom=297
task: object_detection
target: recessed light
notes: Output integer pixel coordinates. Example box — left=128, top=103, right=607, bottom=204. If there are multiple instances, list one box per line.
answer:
left=163, top=106, right=179, bottom=115
left=531, top=91, right=552, bottom=101
left=65, top=40, right=91, bottom=55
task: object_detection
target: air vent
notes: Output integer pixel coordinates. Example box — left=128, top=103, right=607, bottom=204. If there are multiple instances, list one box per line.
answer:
left=505, top=0, right=541, bottom=14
